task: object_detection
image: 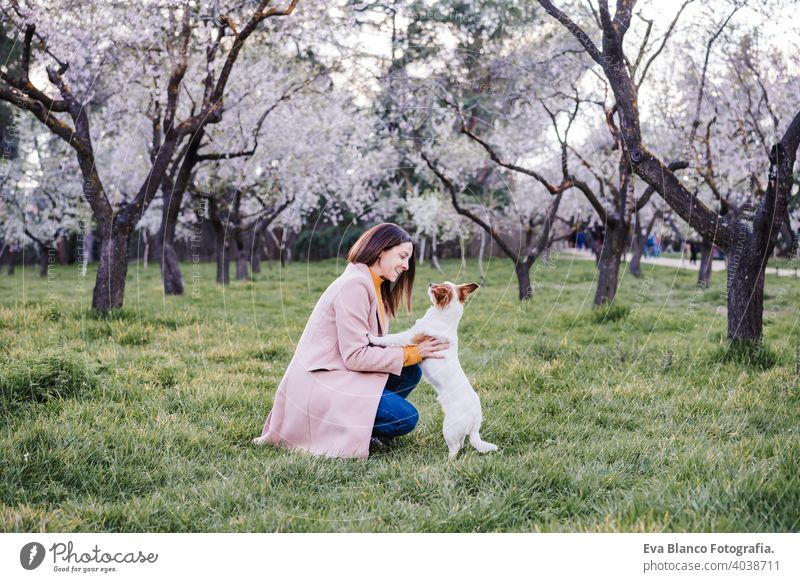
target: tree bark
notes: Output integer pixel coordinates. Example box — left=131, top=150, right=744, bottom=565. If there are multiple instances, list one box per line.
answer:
left=235, top=232, right=249, bottom=281
left=92, top=223, right=131, bottom=313
left=776, top=211, right=796, bottom=257
left=208, top=198, right=229, bottom=285
left=629, top=231, right=645, bottom=278
left=0, top=242, right=8, bottom=275
left=156, top=188, right=186, bottom=295
left=250, top=229, right=262, bottom=274
left=36, top=240, right=49, bottom=277
left=515, top=259, right=533, bottom=300
left=431, top=231, right=442, bottom=272
left=594, top=220, right=626, bottom=306
left=81, top=229, right=92, bottom=277
left=726, top=243, right=764, bottom=341
left=216, top=235, right=230, bottom=285
left=142, top=234, right=150, bottom=269
left=697, top=238, right=713, bottom=287
left=160, top=240, right=184, bottom=293
left=279, top=226, right=293, bottom=265
left=478, top=229, right=486, bottom=281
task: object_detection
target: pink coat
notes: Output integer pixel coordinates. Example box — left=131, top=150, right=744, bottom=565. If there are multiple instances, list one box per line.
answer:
left=255, top=262, right=405, bottom=459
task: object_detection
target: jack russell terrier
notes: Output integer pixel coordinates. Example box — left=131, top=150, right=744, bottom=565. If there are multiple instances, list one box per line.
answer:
left=368, top=281, right=498, bottom=459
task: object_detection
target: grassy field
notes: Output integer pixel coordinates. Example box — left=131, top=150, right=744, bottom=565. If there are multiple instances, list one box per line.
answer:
left=1, top=252, right=798, bottom=532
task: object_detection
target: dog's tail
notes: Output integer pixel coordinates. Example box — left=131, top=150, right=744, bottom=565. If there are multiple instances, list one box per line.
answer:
left=468, top=430, right=498, bottom=454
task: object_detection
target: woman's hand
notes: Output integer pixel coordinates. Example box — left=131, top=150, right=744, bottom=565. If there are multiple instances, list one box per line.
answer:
left=416, top=335, right=449, bottom=359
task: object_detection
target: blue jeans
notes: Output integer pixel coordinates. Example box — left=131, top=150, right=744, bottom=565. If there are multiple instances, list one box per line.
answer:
left=372, top=364, right=422, bottom=438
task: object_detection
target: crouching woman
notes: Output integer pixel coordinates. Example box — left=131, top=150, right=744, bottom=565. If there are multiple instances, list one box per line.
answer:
left=253, top=223, right=447, bottom=458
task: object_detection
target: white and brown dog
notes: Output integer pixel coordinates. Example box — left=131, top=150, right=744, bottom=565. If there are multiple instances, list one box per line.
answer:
left=368, top=281, right=498, bottom=459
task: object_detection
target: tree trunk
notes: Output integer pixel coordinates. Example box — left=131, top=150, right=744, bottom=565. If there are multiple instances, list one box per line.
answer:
left=726, top=238, right=764, bottom=341
left=629, top=208, right=660, bottom=278
left=81, top=229, right=92, bottom=277
left=418, top=236, right=426, bottom=266
left=92, top=224, right=131, bottom=313
left=214, top=230, right=230, bottom=285
left=57, top=237, right=67, bottom=264
left=235, top=233, right=249, bottom=281
left=431, top=231, right=442, bottom=272
left=37, top=241, right=49, bottom=277
left=278, top=227, right=293, bottom=266
left=776, top=211, right=795, bottom=257
left=156, top=188, right=186, bottom=295
left=250, top=229, right=262, bottom=274
left=236, top=255, right=249, bottom=280
left=0, top=242, right=7, bottom=275
left=216, top=243, right=230, bottom=284
left=264, top=226, right=280, bottom=267
left=478, top=229, right=486, bottom=281
left=698, top=238, right=714, bottom=287
left=160, top=242, right=183, bottom=293
left=629, top=230, right=646, bottom=277
left=516, top=259, right=533, bottom=300
left=594, top=221, right=626, bottom=306
left=161, top=243, right=184, bottom=295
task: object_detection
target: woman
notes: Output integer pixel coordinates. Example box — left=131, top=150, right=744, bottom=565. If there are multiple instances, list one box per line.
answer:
left=253, top=223, right=448, bottom=459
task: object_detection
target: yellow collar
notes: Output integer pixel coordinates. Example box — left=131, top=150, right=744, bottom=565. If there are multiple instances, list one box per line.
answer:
left=368, top=267, right=386, bottom=327
left=368, top=267, right=384, bottom=287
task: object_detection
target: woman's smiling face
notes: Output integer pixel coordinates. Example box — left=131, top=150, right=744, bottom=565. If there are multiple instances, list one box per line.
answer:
left=371, top=242, right=413, bottom=282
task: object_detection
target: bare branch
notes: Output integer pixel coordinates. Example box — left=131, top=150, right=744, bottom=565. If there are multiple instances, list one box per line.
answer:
left=239, top=194, right=295, bottom=233
left=631, top=14, right=653, bottom=76
left=537, top=0, right=604, bottom=65
left=687, top=5, right=740, bottom=145
left=635, top=0, right=693, bottom=90
left=196, top=73, right=316, bottom=161
left=421, top=152, right=519, bottom=261
left=459, top=113, right=572, bottom=195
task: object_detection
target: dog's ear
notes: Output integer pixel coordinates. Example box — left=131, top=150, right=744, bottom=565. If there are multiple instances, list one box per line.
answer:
left=458, top=283, right=480, bottom=303
left=431, top=285, right=452, bottom=308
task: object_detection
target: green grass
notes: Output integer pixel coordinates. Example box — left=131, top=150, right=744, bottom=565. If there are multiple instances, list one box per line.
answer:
left=1, top=254, right=798, bottom=532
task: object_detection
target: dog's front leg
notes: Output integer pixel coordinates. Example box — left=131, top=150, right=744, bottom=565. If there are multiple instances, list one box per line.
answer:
left=367, top=329, right=419, bottom=346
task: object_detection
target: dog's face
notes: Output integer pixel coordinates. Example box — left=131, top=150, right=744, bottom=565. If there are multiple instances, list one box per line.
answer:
left=427, top=281, right=479, bottom=311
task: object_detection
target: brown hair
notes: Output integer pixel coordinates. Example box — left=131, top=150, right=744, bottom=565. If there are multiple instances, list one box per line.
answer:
left=347, top=223, right=415, bottom=317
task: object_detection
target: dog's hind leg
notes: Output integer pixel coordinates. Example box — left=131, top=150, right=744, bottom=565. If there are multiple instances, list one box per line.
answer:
left=445, top=436, right=464, bottom=459
left=443, top=421, right=465, bottom=459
